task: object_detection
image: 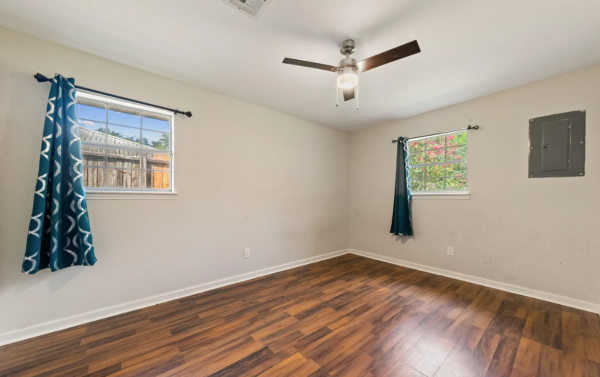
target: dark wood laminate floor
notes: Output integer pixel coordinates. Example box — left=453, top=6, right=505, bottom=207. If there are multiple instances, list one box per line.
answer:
left=1, top=254, right=600, bottom=377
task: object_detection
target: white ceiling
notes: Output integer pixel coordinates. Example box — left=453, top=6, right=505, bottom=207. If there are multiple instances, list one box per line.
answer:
left=1, top=0, right=600, bottom=132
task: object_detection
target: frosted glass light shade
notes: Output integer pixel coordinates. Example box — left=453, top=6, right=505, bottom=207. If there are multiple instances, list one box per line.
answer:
left=337, top=66, right=358, bottom=89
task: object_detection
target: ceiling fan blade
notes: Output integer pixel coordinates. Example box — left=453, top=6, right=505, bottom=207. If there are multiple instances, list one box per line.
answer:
left=357, top=40, right=421, bottom=73
left=282, top=58, right=338, bottom=73
left=343, top=88, right=355, bottom=102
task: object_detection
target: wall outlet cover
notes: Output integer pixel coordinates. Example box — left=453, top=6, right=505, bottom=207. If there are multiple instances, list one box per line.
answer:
left=244, top=248, right=251, bottom=259
left=447, top=246, right=454, bottom=256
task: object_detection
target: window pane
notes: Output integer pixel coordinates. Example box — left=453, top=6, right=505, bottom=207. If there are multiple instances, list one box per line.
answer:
left=142, top=152, right=171, bottom=171
left=446, top=146, right=467, bottom=161
left=446, top=163, right=467, bottom=177
left=107, top=168, right=141, bottom=189
left=143, top=114, right=170, bottom=132
left=80, top=127, right=108, bottom=145
left=424, top=136, right=445, bottom=151
left=425, top=164, right=445, bottom=178
left=447, top=132, right=467, bottom=147
left=82, top=146, right=106, bottom=166
left=409, top=167, right=424, bottom=180
left=425, top=178, right=444, bottom=191
left=108, top=105, right=141, bottom=127
left=107, top=148, right=141, bottom=169
left=79, top=120, right=105, bottom=132
left=411, top=179, right=424, bottom=192
left=446, top=175, right=467, bottom=191
left=107, top=125, right=141, bottom=145
left=77, top=100, right=105, bottom=122
left=425, top=149, right=445, bottom=163
left=143, top=170, right=171, bottom=190
left=409, top=140, right=426, bottom=153
left=84, top=167, right=106, bottom=188
left=142, top=130, right=170, bottom=150
left=409, top=151, right=425, bottom=166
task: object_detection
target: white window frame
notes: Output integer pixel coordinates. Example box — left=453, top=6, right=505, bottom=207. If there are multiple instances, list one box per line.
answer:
left=76, top=91, right=177, bottom=199
left=408, top=130, right=469, bottom=198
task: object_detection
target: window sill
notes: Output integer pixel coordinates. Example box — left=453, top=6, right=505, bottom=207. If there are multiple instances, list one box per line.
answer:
left=412, top=193, right=470, bottom=200
left=85, top=191, right=178, bottom=200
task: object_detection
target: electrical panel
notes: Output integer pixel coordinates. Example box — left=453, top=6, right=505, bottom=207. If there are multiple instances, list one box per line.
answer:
left=529, top=111, right=585, bottom=178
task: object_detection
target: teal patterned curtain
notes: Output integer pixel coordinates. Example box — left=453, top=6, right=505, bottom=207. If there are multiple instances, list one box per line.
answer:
left=390, top=137, right=414, bottom=236
left=23, top=75, right=97, bottom=274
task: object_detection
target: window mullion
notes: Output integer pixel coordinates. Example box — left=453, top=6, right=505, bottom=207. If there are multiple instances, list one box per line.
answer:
left=444, top=135, right=447, bottom=191
left=139, top=110, right=143, bottom=189
left=411, top=159, right=465, bottom=168
left=104, top=103, right=108, bottom=188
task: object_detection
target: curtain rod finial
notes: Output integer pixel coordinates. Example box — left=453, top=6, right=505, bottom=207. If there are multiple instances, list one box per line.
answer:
left=34, top=73, right=49, bottom=83
left=183, top=111, right=192, bottom=118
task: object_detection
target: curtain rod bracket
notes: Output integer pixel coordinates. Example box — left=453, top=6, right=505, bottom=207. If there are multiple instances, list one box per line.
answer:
left=391, top=125, right=480, bottom=143
left=33, top=73, right=192, bottom=118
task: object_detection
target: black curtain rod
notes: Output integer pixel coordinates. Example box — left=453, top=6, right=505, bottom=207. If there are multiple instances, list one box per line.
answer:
left=391, top=125, right=480, bottom=143
left=34, top=73, right=192, bottom=118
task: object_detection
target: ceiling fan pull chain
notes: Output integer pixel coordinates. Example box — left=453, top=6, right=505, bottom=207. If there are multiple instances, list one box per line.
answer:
left=356, top=82, right=359, bottom=110
left=336, top=83, right=339, bottom=107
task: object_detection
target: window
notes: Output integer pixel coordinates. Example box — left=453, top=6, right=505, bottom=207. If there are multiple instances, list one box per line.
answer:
left=408, top=132, right=467, bottom=193
left=76, top=92, right=174, bottom=192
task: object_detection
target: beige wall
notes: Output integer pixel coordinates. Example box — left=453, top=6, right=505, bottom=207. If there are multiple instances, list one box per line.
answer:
left=0, top=28, right=350, bottom=336
left=350, top=64, right=600, bottom=308
left=2, top=23, right=599, bottom=341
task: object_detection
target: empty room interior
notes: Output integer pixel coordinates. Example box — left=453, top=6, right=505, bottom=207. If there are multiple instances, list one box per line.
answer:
left=1, top=1, right=600, bottom=376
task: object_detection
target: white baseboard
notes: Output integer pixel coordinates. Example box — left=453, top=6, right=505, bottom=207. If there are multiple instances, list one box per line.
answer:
left=349, top=249, right=600, bottom=314
left=0, top=249, right=349, bottom=347
left=3, top=248, right=597, bottom=347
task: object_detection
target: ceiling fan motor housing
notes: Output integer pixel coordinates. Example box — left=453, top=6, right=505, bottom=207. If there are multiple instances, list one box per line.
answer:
left=339, top=40, right=358, bottom=76
left=338, top=57, right=358, bottom=73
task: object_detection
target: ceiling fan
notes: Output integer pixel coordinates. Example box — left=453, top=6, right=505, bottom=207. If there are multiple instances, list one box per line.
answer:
left=283, top=39, right=421, bottom=107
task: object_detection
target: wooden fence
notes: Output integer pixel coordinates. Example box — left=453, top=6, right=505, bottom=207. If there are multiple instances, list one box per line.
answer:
left=82, top=146, right=170, bottom=189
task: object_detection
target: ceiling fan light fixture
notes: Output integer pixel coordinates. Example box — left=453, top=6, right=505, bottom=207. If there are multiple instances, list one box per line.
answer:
left=337, top=66, right=358, bottom=89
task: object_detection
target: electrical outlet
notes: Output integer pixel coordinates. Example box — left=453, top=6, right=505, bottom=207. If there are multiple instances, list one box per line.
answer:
left=244, top=248, right=251, bottom=259
left=447, top=246, right=454, bottom=256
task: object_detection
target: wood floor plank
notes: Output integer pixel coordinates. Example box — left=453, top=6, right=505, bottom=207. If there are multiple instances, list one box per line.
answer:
left=537, top=344, right=562, bottom=377
left=512, top=338, right=542, bottom=375
left=288, top=359, right=322, bottom=377
left=384, top=361, right=427, bottom=377
left=257, top=352, right=310, bottom=377
left=1, top=254, right=598, bottom=377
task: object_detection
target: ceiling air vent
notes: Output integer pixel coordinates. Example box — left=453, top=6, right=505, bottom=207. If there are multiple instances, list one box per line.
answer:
left=227, top=0, right=269, bottom=18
